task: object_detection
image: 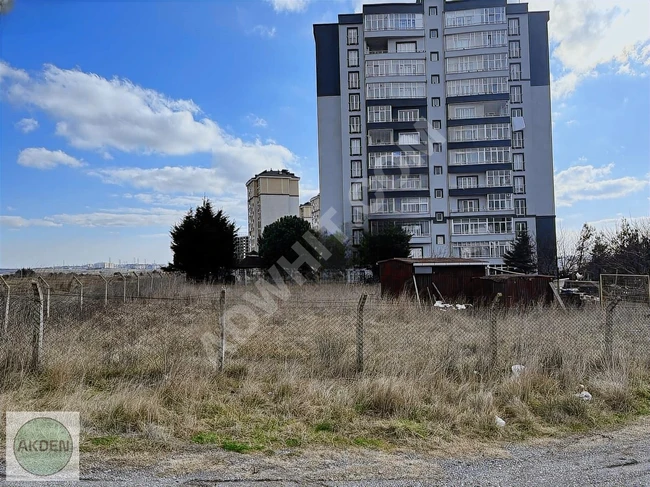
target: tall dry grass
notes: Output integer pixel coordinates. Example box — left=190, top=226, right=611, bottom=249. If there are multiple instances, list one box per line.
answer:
left=1, top=281, right=649, bottom=453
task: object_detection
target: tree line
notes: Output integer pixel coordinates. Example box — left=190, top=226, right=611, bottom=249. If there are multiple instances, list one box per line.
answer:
left=165, top=199, right=411, bottom=282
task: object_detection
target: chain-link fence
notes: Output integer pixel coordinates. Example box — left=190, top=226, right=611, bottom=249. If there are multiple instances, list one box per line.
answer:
left=2, top=275, right=649, bottom=383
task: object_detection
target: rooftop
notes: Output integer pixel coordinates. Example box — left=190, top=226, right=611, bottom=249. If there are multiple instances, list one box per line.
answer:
left=253, top=169, right=298, bottom=179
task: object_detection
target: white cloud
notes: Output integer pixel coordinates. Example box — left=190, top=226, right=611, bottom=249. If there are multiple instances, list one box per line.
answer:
left=15, top=117, right=38, bottom=133
left=49, top=207, right=186, bottom=228
left=249, top=25, right=277, bottom=38
left=524, top=0, right=650, bottom=99
left=17, top=147, right=86, bottom=169
left=89, top=166, right=230, bottom=194
left=0, top=216, right=61, bottom=228
left=0, top=61, right=28, bottom=84
left=565, top=119, right=578, bottom=126
left=2, top=62, right=296, bottom=172
left=265, top=0, right=309, bottom=12
left=122, top=193, right=207, bottom=208
left=246, top=113, right=268, bottom=128
left=555, top=163, right=649, bottom=207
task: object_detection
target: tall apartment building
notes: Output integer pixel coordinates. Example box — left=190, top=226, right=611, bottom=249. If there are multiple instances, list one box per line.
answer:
left=314, top=0, right=557, bottom=273
left=235, top=235, right=250, bottom=261
left=246, top=169, right=300, bottom=251
left=299, top=201, right=314, bottom=226
left=310, top=194, right=321, bottom=229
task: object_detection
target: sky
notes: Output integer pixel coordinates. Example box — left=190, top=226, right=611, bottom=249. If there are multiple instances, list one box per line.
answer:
left=0, top=0, right=649, bottom=268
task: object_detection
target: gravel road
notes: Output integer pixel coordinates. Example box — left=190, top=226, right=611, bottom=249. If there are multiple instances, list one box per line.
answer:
left=2, top=418, right=648, bottom=486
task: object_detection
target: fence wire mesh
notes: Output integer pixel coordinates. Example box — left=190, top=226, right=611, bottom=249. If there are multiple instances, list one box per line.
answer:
left=1, top=276, right=649, bottom=384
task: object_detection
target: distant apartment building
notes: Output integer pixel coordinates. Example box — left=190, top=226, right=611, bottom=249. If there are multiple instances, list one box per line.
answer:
left=246, top=169, right=300, bottom=251
left=235, top=235, right=250, bottom=261
left=299, top=201, right=314, bottom=226
left=310, top=194, right=321, bottom=229
left=313, top=0, right=557, bottom=273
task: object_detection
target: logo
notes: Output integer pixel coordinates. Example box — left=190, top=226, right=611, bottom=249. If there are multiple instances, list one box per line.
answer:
left=6, top=412, right=79, bottom=481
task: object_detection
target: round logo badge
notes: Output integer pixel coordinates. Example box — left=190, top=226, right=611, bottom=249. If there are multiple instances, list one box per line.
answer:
left=13, top=417, right=74, bottom=476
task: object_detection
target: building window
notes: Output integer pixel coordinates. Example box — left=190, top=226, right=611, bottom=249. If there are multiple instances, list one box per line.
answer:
left=347, top=27, right=358, bottom=45
left=510, top=85, right=522, bottom=103
left=444, top=7, right=506, bottom=28
left=348, top=49, right=359, bottom=67
left=458, top=199, right=480, bottom=212
left=398, top=132, right=420, bottom=145
left=434, top=189, right=443, bottom=198
left=513, top=153, right=524, bottom=171
left=508, top=18, right=520, bottom=36
left=429, top=6, right=438, bottom=15
left=435, top=212, right=444, bottom=222
left=352, top=229, right=363, bottom=246
left=350, top=138, right=362, bottom=155
left=397, top=108, right=419, bottom=122
left=407, top=247, right=422, bottom=258
left=431, top=74, right=440, bottom=84
left=510, top=63, right=521, bottom=81
left=368, top=105, right=392, bottom=122
left=429, top=29, right=439, bottom=38
left=348, top=71, right=360, bottom=89
left=432, top=120, right=442, bottom=129
left=446, top=76, right=508, bottom=97
left=430, top=52, right=439, bottom=62
left=445, top=53, right=508, bottom=74
left=456, top=176, right=478, bottom=189
left=444, top=30, right=507, bottom=50
left=515, top=221, right=527, bottom=235
left=349, top=115, right=361, bottom=133
left=509, top=40, right=521, bottom=58
left=436, top=235, right=445, bottom=245
left=511, top=108, right=523, bottom=118
left=349, top=93, right=360, bottom=111
left=352, top=206, right=364, bottom=223
left=351, top=182, right=363, bottom=200
left=432, top=97, right=441, bottom=107
left=366, top=81, right=426, bottom=99
left=351, top=159, right=362, bottom=178
left=434, top=165, right=443, bottom=175
left=512, top=131, right=524, bottom=148
left=396, top=41, right=417, bottom=53
left=488, top=193, right=513, bottom=211
left=514, top=176, right=526, bottom=194
left=514, top=198, right=526, bottom=216
left=432, top=143, right=442, bottom=152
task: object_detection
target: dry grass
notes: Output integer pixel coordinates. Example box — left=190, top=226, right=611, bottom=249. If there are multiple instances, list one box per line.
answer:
left=1, top=281, right=649, bottom=455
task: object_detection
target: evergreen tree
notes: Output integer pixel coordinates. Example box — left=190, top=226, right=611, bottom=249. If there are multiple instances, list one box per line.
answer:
left=357, top=225, right=411, bottom=273
left=503, top=230, right=537, bottom=274
left=167, top=199, right=237, bottom=282
left=258, top=216, right=315, bottom=273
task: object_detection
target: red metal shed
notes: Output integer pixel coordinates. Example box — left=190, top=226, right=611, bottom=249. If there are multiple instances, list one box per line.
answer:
left=378, top=258, right=488, bottom=301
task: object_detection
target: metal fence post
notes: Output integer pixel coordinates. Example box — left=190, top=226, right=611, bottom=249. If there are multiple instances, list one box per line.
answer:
left=117, top=272, right=126, bottom=303
left=356, top=293, right=368, bottom=374
left=219, top=288, right=226, bottom=371
left=0, top=276, right=10, bottom=334
left=99, top=274, right=108, bottom=306
left=132, top=271, right=140, bottom=298
left=38, top=276, right=50, bottom=319
left=72, top=275, right=83, bottom=315
left=605, top=296, right=621, bottom=365
left=489, top=293, right=502, bottom=369
left=31, top=280, right=44, bottom=371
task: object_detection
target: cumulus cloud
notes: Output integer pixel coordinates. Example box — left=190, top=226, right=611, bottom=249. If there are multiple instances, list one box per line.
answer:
left=2, top=62, right=296, bottom=171
left=49, top=207, right=186, bottom=228
left=15, top=117, right=38, bottom=133
left=17, top=147, right=86, bottom=169
left=555, top=163, right=648, bottom=207
left=0, top=215, right=61, bottom=228
left=525, top=0, right=650, bottom=99
left=265, top=0, right=309, bottom=12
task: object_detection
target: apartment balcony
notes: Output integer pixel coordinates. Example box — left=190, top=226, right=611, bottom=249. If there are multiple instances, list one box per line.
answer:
left=448, top=183, right=513, bottom=197
left=449, top=206, right=514, bottom=217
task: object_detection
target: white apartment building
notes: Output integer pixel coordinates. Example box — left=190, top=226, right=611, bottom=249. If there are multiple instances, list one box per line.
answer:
left=246, top=169, right=300, bottom=251
left=314, top=0, right=557, bottom=273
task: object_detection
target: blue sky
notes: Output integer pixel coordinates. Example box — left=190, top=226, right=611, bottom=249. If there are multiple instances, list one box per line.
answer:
left=1, top=0, right=649, bottom=268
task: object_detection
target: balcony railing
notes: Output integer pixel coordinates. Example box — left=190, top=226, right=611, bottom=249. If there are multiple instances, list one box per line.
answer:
left=449, top=182, right=512, bottom=190
left=365, top=48, right=426, bottom=55
left=450, top=206, right=513, bottom=214
left=368, top=185, right=429, bottom=191
left=367, top=117, right=427, bottom=123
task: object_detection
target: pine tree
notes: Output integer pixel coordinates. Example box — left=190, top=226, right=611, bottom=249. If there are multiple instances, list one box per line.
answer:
left=503, top=230, right=537, bottom=274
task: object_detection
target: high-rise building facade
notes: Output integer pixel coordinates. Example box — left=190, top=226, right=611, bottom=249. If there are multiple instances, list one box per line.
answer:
left=314, top=0, right=556, bottom=272
left=235, top=235, right=250, bottom=261
left=246, top=169, right=300, bottom=252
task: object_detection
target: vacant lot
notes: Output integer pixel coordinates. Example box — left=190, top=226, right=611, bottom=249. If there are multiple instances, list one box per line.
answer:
left=1, top=281, right=649, bottom=456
